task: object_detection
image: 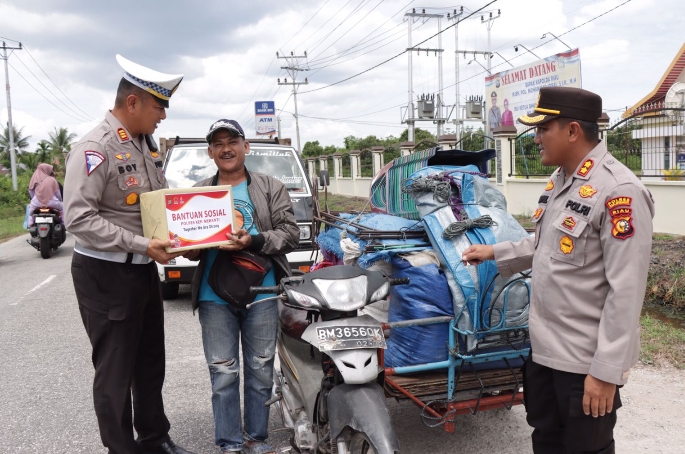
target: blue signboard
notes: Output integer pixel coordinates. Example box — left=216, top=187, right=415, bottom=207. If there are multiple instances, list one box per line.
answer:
left=255, top=101, right=276, bottom=135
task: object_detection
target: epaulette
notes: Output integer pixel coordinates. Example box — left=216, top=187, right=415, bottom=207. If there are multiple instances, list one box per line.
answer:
left=603, top=157, right=632, bottom=185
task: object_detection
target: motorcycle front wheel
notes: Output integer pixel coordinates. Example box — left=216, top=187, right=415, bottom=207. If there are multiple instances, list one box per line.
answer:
left=345, top=432, right=377, bottom=454
left=40, top=236, right=52, bottom=259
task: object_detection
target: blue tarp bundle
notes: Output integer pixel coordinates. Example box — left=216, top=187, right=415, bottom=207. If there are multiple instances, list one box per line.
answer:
left=384, top=255, right=454, bottom=367
left=315, top=213, right=430, bottom=269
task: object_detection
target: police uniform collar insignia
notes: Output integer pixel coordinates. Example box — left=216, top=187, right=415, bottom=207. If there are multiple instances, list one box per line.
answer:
left=533, top=207, right=544, bottom=220
left=151, top=151, right=159, bottom=158
left=545, top=180, right=554, bottom=191
left=117, top=128, right=130, bottom=142
left=577, top=158, right=594, bottom=177
left=116, top=54, right=183, bottom=108
left=85, top=150, right=106, bottom=176
left=115, top=152, right=131, bottom=161
left=579, top=185, right=597, bottom=198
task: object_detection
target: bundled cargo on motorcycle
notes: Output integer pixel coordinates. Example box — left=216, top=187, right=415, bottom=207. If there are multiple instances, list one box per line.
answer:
left=402, top=165, right=531, bottom=355
left=140, top=186, right=238, bottom=253
left=314, top=212, right=456, bottom=367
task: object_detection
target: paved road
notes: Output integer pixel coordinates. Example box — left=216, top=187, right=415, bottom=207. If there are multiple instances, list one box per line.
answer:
left=0, top=233, right=534, bottom=453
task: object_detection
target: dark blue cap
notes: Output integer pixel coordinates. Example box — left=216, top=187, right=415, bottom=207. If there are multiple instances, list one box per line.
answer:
left=206, top=119, right=245, bottom=142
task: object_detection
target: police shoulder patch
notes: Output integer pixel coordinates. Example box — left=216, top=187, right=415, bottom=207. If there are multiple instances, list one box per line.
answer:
left=607, top=196, right=634, bottom=240
left=85, top=150, right=106, bottom=176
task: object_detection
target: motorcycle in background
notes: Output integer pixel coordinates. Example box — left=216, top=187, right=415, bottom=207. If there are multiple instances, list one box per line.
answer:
left=250, top=265, right=408, bottom=454
left=27, top=207, right=66, bottom=259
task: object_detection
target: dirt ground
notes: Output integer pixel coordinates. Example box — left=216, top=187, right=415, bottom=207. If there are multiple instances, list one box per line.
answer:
left=616, top=365, right=685, bottom=453
left=647, top=234, right=685, bottom=311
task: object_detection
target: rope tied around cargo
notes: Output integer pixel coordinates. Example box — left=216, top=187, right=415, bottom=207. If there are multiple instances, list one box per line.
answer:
left=402, top=177, right=452, bottom=203
left=442, top=215, right=497, bottom=239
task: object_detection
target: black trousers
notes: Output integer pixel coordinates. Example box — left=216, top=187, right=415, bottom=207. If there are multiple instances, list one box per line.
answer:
left=523, top=356, right=622, bottom=454
left=72, top=252, right=171, bottom=454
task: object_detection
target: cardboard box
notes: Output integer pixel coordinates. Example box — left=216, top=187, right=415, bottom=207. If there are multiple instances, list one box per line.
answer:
left=141, top=186, right=237, bottom=252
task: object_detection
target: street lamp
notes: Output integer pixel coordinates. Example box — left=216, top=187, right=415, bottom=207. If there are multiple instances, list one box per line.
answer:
left=513, top=44, right=541, bottom=59
left=490, top=52, right=514, bottom=68
left=541, top=32, right=572, bottom=51
left=468, top=58, right=490, bottom=75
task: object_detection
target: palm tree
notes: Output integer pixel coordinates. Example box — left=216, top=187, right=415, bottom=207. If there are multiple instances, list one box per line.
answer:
left=48, top=127, right=77, bottom=173
left=19, top=152, right=40, bottom=173
left=0, top=122, right=30, bottom=168
left=35, top=140, right=51, bottom=163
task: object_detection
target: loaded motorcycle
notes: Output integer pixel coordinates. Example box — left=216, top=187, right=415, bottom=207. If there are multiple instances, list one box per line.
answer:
left=27, top=207, right=66, bottom=259
left=250, top=265, right=407, bottom=454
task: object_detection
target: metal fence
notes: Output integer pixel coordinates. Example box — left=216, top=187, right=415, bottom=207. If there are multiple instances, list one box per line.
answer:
left=509, top=108, right=685, bottom=179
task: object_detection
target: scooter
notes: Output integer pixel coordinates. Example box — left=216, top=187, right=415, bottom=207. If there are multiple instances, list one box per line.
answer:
left=27, top=207, right=66, bottom=259
left=250, top=265, right=408, bottom=454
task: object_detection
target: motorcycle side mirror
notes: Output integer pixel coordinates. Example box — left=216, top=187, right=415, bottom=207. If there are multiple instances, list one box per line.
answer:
left=319, top=170, right=330, bottom=187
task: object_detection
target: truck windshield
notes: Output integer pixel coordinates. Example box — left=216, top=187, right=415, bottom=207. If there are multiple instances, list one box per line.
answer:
left=164, top=146, right=309, bottom=194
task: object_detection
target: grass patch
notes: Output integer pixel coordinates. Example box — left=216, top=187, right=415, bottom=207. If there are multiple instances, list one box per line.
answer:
left=319, top=193, right=370, bottom=213
left=640, top=313, right=685, bottom=369
left=0, top=206, right=26, bottom=242
left=513, top=214, right=535, bottom=231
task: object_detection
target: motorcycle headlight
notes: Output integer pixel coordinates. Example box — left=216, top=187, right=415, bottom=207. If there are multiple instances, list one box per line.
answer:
left=370, top=282, right=389, bottom=302
left=313, top=276, right=367, bottom=311
left=299, top=225, right=311, bottom=240
left=288, top=289, right=322, bottom=308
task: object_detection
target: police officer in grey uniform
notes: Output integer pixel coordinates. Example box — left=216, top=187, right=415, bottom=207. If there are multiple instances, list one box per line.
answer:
left=462, top=87, right=654, bottom=454
left=64, top=55, right=194, bottom=454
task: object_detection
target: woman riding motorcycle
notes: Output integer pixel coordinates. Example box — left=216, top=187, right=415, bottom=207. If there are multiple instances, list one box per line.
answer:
left=28, top=163, right=64, bottom=226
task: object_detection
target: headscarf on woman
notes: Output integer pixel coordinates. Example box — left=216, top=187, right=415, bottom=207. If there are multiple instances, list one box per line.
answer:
left=29, top=163, right=61, bottom=205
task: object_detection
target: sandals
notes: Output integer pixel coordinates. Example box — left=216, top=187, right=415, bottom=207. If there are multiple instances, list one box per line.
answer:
left=241, top=441, right=277, bottom=454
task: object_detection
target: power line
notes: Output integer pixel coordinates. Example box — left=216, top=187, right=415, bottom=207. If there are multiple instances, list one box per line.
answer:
left=22, top=46, right=95, bottom=120
left=308, top=0, right=372, bottom=56
left=308, top=0, right=385, bottom=62
left=292, top=0, right=355, bottom=52
left=298, top=0, right=499, bottom=94
left=8, top=61, right=93, bottom=123
left=307, top=0, right=415, bottom=66
left=13, top=53, right=91, bottom=122
left=279, top=0, right=331, bottom=53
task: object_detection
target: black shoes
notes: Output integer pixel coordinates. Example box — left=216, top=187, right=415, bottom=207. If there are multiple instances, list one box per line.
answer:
left=143, top=439, right=196, bottom=454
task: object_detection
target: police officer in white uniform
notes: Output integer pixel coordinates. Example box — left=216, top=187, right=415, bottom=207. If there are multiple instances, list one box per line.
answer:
left=64, top=55, right=195, bottom=454
left=462, top=87, right=654, bottom=454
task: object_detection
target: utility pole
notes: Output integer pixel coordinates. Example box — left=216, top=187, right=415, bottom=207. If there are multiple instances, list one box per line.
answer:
left=481, top=9, right=500, bottom=147
left=277, top=115, right=282, bottom=140
left=277, top=51, right=309, bottom=154
left=448, top=7, right=464, bottom=139
left=404, top=8, right=445, bottom=142
left=1, top=41, right=22, bottom=191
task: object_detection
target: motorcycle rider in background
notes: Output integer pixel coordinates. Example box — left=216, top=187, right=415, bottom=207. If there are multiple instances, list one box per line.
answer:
left=28, top=163, right=64, bottom=233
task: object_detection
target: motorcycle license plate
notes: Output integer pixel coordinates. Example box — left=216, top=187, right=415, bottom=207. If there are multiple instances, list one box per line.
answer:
left=316, top=325, right=386, bottom=351
left=35, top=217, right=53, bottom=223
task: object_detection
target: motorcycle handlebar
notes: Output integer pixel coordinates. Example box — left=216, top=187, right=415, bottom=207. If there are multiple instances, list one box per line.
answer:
left=250, top=285, right=282, bottom=295
left=388, top=277, right=410, bottom=286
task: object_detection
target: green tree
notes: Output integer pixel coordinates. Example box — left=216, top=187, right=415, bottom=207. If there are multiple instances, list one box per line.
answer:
left=398, top=127, right=436, bottom=145
left=0, top=122, right=30, bottom=168
left=48, top=127, right=77, bottom=173
left=19, top=152, right=40, bottom=173
left=302, top=140, right=324, bottom=158
left=35, top=140, right=52, bottom=163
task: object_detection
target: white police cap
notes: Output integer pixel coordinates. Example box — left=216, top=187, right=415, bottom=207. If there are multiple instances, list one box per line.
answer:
left=116, top=54, right=183, bottom=107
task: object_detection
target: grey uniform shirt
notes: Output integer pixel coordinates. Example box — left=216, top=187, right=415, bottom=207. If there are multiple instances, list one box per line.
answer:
left=64, top=111, right=167, bottom=256
left=492, top=141, right=654, bottom=385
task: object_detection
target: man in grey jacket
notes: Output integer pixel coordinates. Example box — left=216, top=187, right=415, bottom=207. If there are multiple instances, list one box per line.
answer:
left=462, top=87, right=654, bottom=454
left=184, top=119, right=299, bottom=454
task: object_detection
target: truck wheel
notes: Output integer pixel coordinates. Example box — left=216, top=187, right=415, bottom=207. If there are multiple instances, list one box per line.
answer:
left=161, top=282, right=180, bottom=300
left=40, top=237, right=52, bottom=259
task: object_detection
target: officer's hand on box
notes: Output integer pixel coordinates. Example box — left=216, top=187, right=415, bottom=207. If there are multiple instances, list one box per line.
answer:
left=147, top=238, right=184, bottom=264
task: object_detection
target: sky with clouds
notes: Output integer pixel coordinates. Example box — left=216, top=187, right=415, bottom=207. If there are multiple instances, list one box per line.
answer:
left=0, top=0, right=683, bottom=152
